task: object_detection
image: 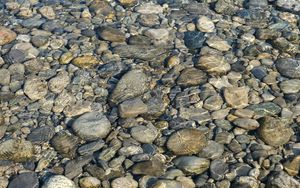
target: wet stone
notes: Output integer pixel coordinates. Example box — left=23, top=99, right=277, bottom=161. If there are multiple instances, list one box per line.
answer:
left=130, top=124, right=158, bottom=144
left=206, top=36, right=231, bottom=51
left=247, top=102, right=281, bottom=116
left=276, top=58, right=300, bottom=79
left=77, top=140, right=105, bottom=156
left=179, top=107, right=211, bottom=124
left=210, top=159, right=228, bottom=181
left=174, top=156, right=210, bottom=174
left=119, top=98, right=148, bottom=118
left=233, top=118, right=259, bottom=130
left=111, top=177, right=138, bottom=188
left=197, top=54, right=231, bottom=75
left=42, top=175, right=75, bottom=188
left=72, top=55, right=100, bottom=69
left=64, top=156, right=93, bottom=179
left=198, top=141, right=224, bottom=160
left=132, top=159, right=166, bottom=176
left=0, top=69, right=11, bottom=85
left=79, top=177, right=101, bottom=188
left=224, top=87, right=249, bottom=109
left=279, top=79, right=300, bottom=94
left=8, top=172, right=39, bottom=188
left=97, top=26, right=126, bottom=42
left=196, top=16, right=215, bottom=33
left=0, top=26, right=17, bottom=45
left=183, top=31, right=206, bottom=49
left=176, top=67, right=207, bottom=88
left=27, top=126, right=55, bottom=144
left=267, top=172, right=300, bottom=188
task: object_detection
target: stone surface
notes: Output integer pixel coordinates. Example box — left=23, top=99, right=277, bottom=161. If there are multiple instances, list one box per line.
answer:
left=0, top=26, right=16, bottom=45
left=79, top=177, right=101, bottom=188
left=72, top=55, right=100, bottom=69
left=110, top=69, right=148, bottom=104
left=224, top=87, right=249, bottom=108
left=176, top=68, right=207, bottom=88
left=119, top=98, right=148, bottom=118
left=8, top=172, right=39, bottom=188
left=97, top=26, right=126, bottom=42
left=42, top=175, right=75, bottom=188
left=197, top=54, right=231, bottom=75
left=174, top=156, right=210, bottom=174
left=233, top=118, right=259, bottom=130
left=276, top=58, right=300, bottom=78
left=0, top=139, right=34, bottom=162
left=111, top=177, right=138, bottom=188
left=184, top=31, right=206, bottom=49
left=167, top=128, right=207, bottom=155
left=247, top=102, right=282, bottom=116
left=279, top=79, right=300, bottom=94
left=24, top=76, right=48, bottom=100
left=196, top=16, right=215, bottom=33
left=48, top=71, right=70, bottom=94
left=0, top=69, right=11, bottom=85
left=130, top=124, right=158, bottom=143
left=276, top=0, right=300, bottom=13
left=135, top=3, right=164, bottom=14
left=267, top=172, right=300, bottom=188
left=72, top=112, right=111, bottom=141
left=206, top=36, right=231, bottom=51
left=258, top=116, right=293, bottom=146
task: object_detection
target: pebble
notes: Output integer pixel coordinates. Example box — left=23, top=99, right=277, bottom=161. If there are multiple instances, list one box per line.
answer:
left=72, top=55, right=100, bottom=69
left=79, top=177, right=101, bottom=188
left=196, top=16, right=215, bottom=33
left=197, top=54, right=231, bottom=75
left=97, top=26, right=126, bottom=42
left=174, top=156, right=210, bottom=174
left=284, top=155, right=300, bottom=176
left=111, top=177, right=138, bottom=188
left=247, top=102, right=282, bottom=116
left=145, top=29, right=169, bottom=45
left=258, top=116, right=293, bottom=146
left=48, top=71, right=70, bottom=94
left=130, top=124, right=158, bottom=144
left=184, top=31, right=206, bottom=49
left=8, top=172, right=39, bottom=188
left=198, top=141, right=224, bottom=159
left=135, top=3, right=164, bottom=14
left=151, top=180, right=183, bottom=188
left=110, top=69, right=148, bottom=104
left=276, top=0, right=300, bottom=13
left=39, top=6, right=56, bottom=20
left=24, top=76, right=48, bottom=100
left=42, top=175, right=75, bottom=188
left=206, top=36, right=231, bottom=51
left=27, top=126, right=55, bottom=144
left=176, top=68, right=207, bottom=88
left=179, top=107, right=211, bottom=124
left=210, top=159, right=228, bottom=180
left=224, top=87, right=249, bottom=109
left=8, top=43, right=39, bottom=63
left=0, top=177, right=9, bottom=188
left=0, top=26, right=17, bottom=45
left=0, top=69, right=11, bottom=85
left=267, top=172, right=300, bottom=188
left=119, top=98, right=148, bottom=118
left=72, top=112, right=111, bottom=141
left=132, top=159, right=165, bottom=176
left=0, top=139, right=34, bottom=162
left=276, top=58, right=300, bottom=79
left=233, top=118, right=259, bottom=130
left=167, top=128, right=207, bottom=155
left=279, top=79, right=300, bottom=94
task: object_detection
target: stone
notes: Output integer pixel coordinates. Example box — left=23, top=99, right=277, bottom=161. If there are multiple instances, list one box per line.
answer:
left=89, top=0, right=114, bottom=16
left=39, top=6, right=56, bottom=19
left=31, top=35, right=48, bottom=47
left=130, top=124, right=158, bottom=143
left=119, top=98, right=148, bottom=118
left=72, top=112, right=111, bottom=141
left=48, top=71, right=70, bottom=94
left=42, top=175, right=75, bottom=188
left=97, top=26, right=126, bottom=42
left=167, top=128, right=207, bottom=155
left=276, top=0, right=300, bottom=13
left=59, top=52, right=74, bottom=65
left=64, top=156, right=93, bottom=179
left=279, top=79, right=300, bottom=94
left=8, top=43, right=39, bottom=63
left=206, top=36, right=231, bottom=51
left=214, top=0, right=238, bottom=15
left=144, top=29, right=169, bottom=45
left=224, top=87, right=249, bottom=108
left=79, top=177, right=101, bottom=188
left=284, top=156, right=300, bottom=176
left=0, top=139, right=34, bottom=162
left=196, top=16, right=215, bottom=33
left=118, top=0, right=137, bottom=6
left=27, top=126, right=55, bottom=144
left=151, top=180, right=183, bottom=188
left=276, top=58, right=300, bottom=79
left=110, top=69, right=148, bottom=104
left=135, top=3, right=164, bottom=14
left=0, top=69, right=10, bottom=85
left=258, top=116, right=293, bottom=146
left=247, top=102, right=281, bottom=116
left=0, top=177, right=8, bottom=188
left=77, top=140, right=105, bottom=156
left=197, top=54, right=231, bottom=75
left=176, top=68, right=207, bottom=88
left=0, top=26, right=16, bottom=45
left=24, top=76, right=48, bottom=100
left=138, top=14, right=160, bottom=27
left=179, top=107, right=211, bottom=124
left=267, top=172, right=300, bottom=188
left=210, top=159, right=228, bottom=180
left=132, top=159, right=166, bottom=176
left=72, top=55, right=100, bottom=69
left=203, top=94, right=223, bottom=111
left=112, top=45, right=168, bottom=61
left=233, top=118, right=259, bottom=130
left=51, top=131, right=79, bottom=158
left=174, top=156, right=210, bottom=174
left=183, top=31, right=206, bottom=49
left=234, top=176, right=259, bottom=188
left=111, top=177, right=138, bottom=188
left=198, top=141, right=224, bottom=160
left=8, top=172, right=39, bottom=188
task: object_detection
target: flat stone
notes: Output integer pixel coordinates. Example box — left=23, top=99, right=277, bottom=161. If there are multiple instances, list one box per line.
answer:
left=132, top=159, right=166, bottom=176
left=111, top=177, right=138, bottom=188
left=0, top=69, right=10, bottom=85
left=184, top=31, right=206, bottom=49
left=77, top=140, right=105, bottom=156
left=284, top=156, right=300, bottom=176
left=206, top=36, right=231, bottom=51
left=72, top=112, right=111, bottom=141
left=135, top=3, right=164, bottom=14
left=276, top=58, right=300, bottom=78
left=24, top=76, right=48, bottom=100
left=39, top=6, right=56, bottom=19
left=276, top=0, right=300, bottom=13
left=174, top=156, right=210, bottom=174
left=42, top=175, right=75, bottom=188
left=198, top=141, right=224, bottom=160
left=27, top=126, right=55, bottom=144
left=89, top=0, right=114, bottom=16
left=197, top=54, right=231, bottom=75
left=8, top=43, right=39, bottom=63
left=167, top=128, right=207, bottom=155
left=247, top=102, right=281, bottom=116
left=31, top=35, right=48, bottom=47
left=196, top=16, right=215, bottom=33
left=112, top=45, right=168, bottom=61
left=64, top=156, right=93, bottom=179
left=267, top=172, right=300, bottom=188
left=0, top=27, right=16, bottom=45
left=110, top=69, right=148, bottom=104
left=258, top=116, right=293, bottom=146
left=176, top=67, right=207, bottom=88
left=224, top=87, right=249, bottom=108
left=118, top=0, right=138, bottom=6
left=233, top=118, right=259, bottom=130
left=130, top=124, right=158, bottom=143
left=203, top=94, right=223, bottom=111
left=8, top=172, right=39, bottom=188
left=97, top=26, right=126, bottom=42
left=119, top=98, right=148, bottom=118
left=279, top=79, right=300, bottom=94
left=79, top=177, right=101, bottom=188
left=210, top=159, right=228, bottom=180
left=144, top=28, right=169, bottom=45
left=179, top=107, right=211, bottom=124
left=72, top=55, right=100, bottom=69
left=48, top=71, right=70, bottom=94
left=151, top=180, right=183, bottom=188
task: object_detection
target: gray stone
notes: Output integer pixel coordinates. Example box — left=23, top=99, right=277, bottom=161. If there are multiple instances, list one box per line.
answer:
left=24, top=76, right=48, bottom=100
left=8, top=43, right=39, bottom=63
left=279, top=79, right=300, bottom=94
left=8, top=172, right=39, bottom=188
left=179, top=107, right=211, bottom=124
left=198, top=141, right=224, bottom=159
left=276, top=0, right=300, bottom=13
left=197, top=54, right=231, bottom=75
left=77, top=140, right=105, bottom=156
left=224, top=87, right=249, bottom=109
left=130, top=124, right=158, bottom=143
left=177, top=67, right=207, bottom=88
left=110, top=69, right=148, bottom=104
left=27, top=126, right=55, bottom=144
left=276, top=58, right=300, bottom=79
left=233, top=118, right=259, bottom=130
left=174, top=156, right=210, bottom=174
left=184, top=31, right=206, bottom=49
left=111, top=177, right=138, bottom=188
left=206, top=36, right=231, bottom=51
left=210, top=159, right=228, bottom=180
left=42, top=175, right=75, bottom=188
left=72, top=112, right=111, bottom=141
left=0, top=69, right=10, bottom=85
left=119, top=98, right=147, bottom=118
left=97, top=26, right=126, bottom=42
left=247, top=102, right=281, bottom=116
left=48, top=71, right=70, bottom=94
left=135, top=3, right=163, bottom=14
left=267, top=172, right=300, bottom=188
left=64, top=156, right=93, bottom=179
left=196, top=16, right=215, bottom=33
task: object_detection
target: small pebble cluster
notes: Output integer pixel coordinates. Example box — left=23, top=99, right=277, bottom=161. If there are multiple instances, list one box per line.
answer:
left=0, top=0, right=299, bottom=188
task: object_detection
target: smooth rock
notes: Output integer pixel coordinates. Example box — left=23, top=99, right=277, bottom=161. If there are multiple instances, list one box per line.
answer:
left=39, top=6, right=56, bottom=19
left=24, top=76, right=48, bottom=100
left=267, top=172, right=300, bottom=188
left=110, top=69, right=148, bottom=104
left=72, top=112, right=111, bottom=141
left=258, top=116, right=293, bottom=146
left=79, top=177, right=101, bottom=188
left=279, top=79, right=300, bottom=94
left=27, top=126, right=55, bottom=144
left=0, top=26, right=16, bottom=45
left=119, top=98, right=148, bottom=118
left=130, top=125, right=158, bottom=143
left=72, top=55, right=100, bottom=69
left=284, top=156, right=300, bottom=176
left=42, top=175, right=75, bottom=188
left=197, top=54, right=231, bottom=75
left=151, top=180, right=183, bottom=188
left=198, top=141, right=224, bottom=160
left=247, top=102, right=281, bottom=116
left=174, top=156, right=210, bottom=174
left=276, top=58, right=300, bottom=78
left=97, top=26, right=126, bottom=42
left=184, top=31, right=206, bottom=49
left=0, top=69, right=11, bottom=85
left=111, top=177, right=138, bottom=188
left=210, top=159, right=228, bottom=180
left=276, top=0, right=300, bottom=13
left=179, top=107, right=211, bottom=124
left=118, top=0, right=137, bottom=6
left=48, top=71, right=70, bottom=94
left=233, top=118, right=259, bottom=130
left=224, top=87, right=249, bottom=108
left=135, top=3, right=163, bottom=14
left=0, top=139, right=34, bottom=162
left=132, top=159, right=165, bottom=176
left=8, top=172, right=39, bottom=188
left=144, top=28, right=169, bottom=45
left=8, top=43, right=39, bottom=63
left=196, top=16, right=215, bottom=33
left=206, top=36, right=231, bottom=51
left=167, top=128, right=207, bottom=155
left=176, top=68, right=207, bottom=88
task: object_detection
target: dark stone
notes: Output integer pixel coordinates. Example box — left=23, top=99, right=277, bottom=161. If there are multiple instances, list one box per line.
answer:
left=276, top=58, right=300, bottom=78
left=183, top=31, right=205, bottom=49
left=8, top=172, right=39, bottom=188
left=77, top=140, right=105, bottom=156
left=27, top=126, right=55, bottom=144
left=251, top=66, right=267, bottom=80
left=210, top=159, right=228, bottom=180
left=64, top=155, right=93, bottom=179
left=247, top=102, right=281, bottom=116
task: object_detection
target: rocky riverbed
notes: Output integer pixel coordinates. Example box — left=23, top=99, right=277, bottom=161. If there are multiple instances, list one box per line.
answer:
left=0, top=0, right=300, bottom=187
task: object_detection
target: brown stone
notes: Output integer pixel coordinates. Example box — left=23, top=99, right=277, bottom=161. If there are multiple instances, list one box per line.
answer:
left=0, top=27, right=17, bottom=45
left=224, top=87, right=249, bottom=108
